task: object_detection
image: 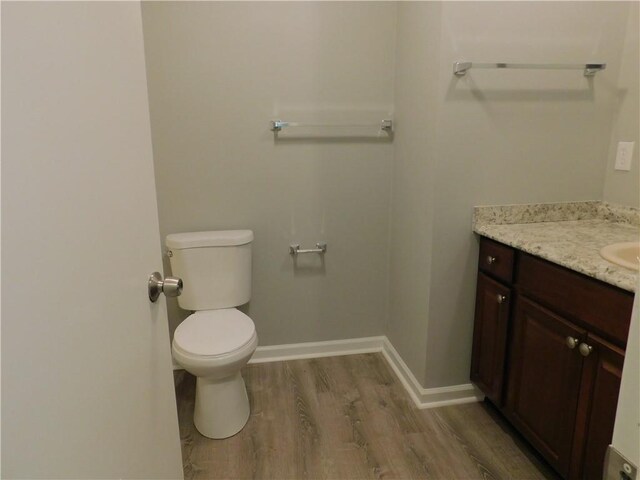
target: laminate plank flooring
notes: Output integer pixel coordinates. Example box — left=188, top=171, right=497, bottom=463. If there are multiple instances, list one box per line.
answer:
left=174, top=353, right=559, bottom=480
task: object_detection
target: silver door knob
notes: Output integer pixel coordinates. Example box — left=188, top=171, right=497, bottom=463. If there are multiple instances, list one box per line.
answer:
left=578, top=343, right=593, bottom=357
left=565, top=337, right=579, bottom=349
left=487, top=255, right=497, bottom=265
left=148, top=272, right=183, bottom=302
left=497, top=294, right=507, bottom=304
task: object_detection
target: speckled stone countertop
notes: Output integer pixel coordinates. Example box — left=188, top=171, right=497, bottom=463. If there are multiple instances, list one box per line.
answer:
left=473, top=201, right=639, bottom=292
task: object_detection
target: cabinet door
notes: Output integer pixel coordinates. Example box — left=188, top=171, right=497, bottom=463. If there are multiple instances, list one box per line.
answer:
left=569, top=333, right=625, bottom=480
left=470, top=273, right=511, bottom=405
left=506, top=297, right=586, bottom=478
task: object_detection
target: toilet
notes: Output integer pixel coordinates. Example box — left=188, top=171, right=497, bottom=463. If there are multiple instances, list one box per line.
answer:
left=166, top=230, right=258, bottom=439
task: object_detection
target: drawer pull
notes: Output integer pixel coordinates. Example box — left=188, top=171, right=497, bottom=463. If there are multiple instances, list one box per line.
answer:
left=578, top=343, right=593, bottom=357
left=497, top=294, right=507, bottom=304
left=565, top=337, right=579, bottom=349
left=487, top=255, right=497, bottom=265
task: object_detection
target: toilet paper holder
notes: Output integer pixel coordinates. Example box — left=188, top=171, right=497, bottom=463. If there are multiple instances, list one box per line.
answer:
left=289, top=243, right=327, bottom=255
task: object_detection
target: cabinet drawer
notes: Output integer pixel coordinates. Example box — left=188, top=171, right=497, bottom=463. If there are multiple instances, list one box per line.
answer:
left=479, top=237, right=515, bottom=284
left=517, top=253, right=633, bottom=347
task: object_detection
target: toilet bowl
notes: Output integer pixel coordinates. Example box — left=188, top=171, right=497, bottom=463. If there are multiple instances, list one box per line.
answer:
left=166, top=229, right=257, bottom=439
left=172, top=308, right=257, bottom=439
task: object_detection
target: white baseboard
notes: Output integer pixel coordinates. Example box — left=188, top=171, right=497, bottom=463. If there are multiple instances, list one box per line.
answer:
left=248, top=336, right=386, bottom=364
left=173, top=335, right=482, bottom=409
left=380, top=337, right=484, bottom=409
left=174, top=335, right=482, bottom=409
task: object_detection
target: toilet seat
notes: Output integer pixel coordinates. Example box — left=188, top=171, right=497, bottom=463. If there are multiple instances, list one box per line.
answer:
left=170, top=309, right=258, bottom=439
left=173, top=308, right=255, bottom=358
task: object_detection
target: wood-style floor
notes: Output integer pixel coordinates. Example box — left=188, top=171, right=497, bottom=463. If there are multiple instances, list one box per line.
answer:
left=174, top=353, right=559, bottom=480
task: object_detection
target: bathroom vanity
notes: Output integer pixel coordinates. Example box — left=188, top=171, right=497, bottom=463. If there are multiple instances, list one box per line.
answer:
left=470, top=202, right=638, bottom=480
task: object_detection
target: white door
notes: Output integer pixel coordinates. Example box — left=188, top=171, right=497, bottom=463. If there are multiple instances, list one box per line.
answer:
left=2, top=2, right=183, bottom=478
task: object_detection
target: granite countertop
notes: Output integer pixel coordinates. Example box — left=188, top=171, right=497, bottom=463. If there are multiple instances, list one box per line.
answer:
left=473, top=201, right=639, bottom=292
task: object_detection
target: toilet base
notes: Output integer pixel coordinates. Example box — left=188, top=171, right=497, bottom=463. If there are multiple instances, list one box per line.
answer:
left=193, top=372, right=250, bottom=439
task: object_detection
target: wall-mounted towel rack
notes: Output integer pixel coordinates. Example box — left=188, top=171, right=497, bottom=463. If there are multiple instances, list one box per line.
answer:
left=270, top=119, right=393, bottom=134
left=453, top=62, right=606, bottom=77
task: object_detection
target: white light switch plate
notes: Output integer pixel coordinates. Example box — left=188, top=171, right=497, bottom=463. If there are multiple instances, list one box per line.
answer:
left=615, top=141, right=635, bottom=171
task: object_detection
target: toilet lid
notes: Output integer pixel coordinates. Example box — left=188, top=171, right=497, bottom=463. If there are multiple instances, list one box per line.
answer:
left=173, top=309, right=255, bottom=357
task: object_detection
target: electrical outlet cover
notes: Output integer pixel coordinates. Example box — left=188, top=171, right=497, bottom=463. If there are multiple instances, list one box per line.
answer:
left=615, top=141, right=635, bottom=171
left=605, top=446, right=637, bottom=480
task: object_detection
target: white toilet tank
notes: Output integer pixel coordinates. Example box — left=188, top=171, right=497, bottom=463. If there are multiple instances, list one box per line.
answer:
left=166, top=230, right=253, bottom=311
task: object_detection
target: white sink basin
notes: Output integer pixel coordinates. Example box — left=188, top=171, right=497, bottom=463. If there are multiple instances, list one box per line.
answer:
left=600, top=242, right=640, bottom=270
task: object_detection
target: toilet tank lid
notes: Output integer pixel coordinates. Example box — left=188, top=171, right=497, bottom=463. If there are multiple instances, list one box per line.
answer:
left=166, top=230, right=253, bottom=249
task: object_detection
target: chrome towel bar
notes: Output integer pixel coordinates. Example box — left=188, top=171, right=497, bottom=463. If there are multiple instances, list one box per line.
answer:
left=289, top=243, right=327, bottom=255
left=453, top=61, right=606, bottom=77
left=271, top=119, right=393, bottom=133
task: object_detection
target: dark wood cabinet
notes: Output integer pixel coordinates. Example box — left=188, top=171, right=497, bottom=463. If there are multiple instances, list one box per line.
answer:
left=570, top=333, right=625, bottom=480
left=518, top=253, right=632, bottom=347
left=471, top=273, right=511, bottom=405
left=470, top=237, right=634, bottom=480
left=505, top=297, right=585, bottom=478
left=479, top=236, right=515, bottom=283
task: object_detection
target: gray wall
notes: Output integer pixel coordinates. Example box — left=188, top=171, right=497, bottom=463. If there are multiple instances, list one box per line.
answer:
left=390, top=1, right=632, bottom=388
left=142, top=2, right=396, bottom=345
left=603, top=2, right=640, bottom=207
left=387, top=2, right=441, bottom=385
left=143, top=2, right=636, bottom=389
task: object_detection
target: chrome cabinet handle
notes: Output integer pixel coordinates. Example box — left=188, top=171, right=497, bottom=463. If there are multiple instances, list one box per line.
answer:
left=148, top=272, right=183, bottom=302
left=487, top=255, right=497, bottom=265
left=497, top=294, right=507, bottom=304
left=565, top=337, right=579, bottom=349
left=578, top=343, right=593, bottom=357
